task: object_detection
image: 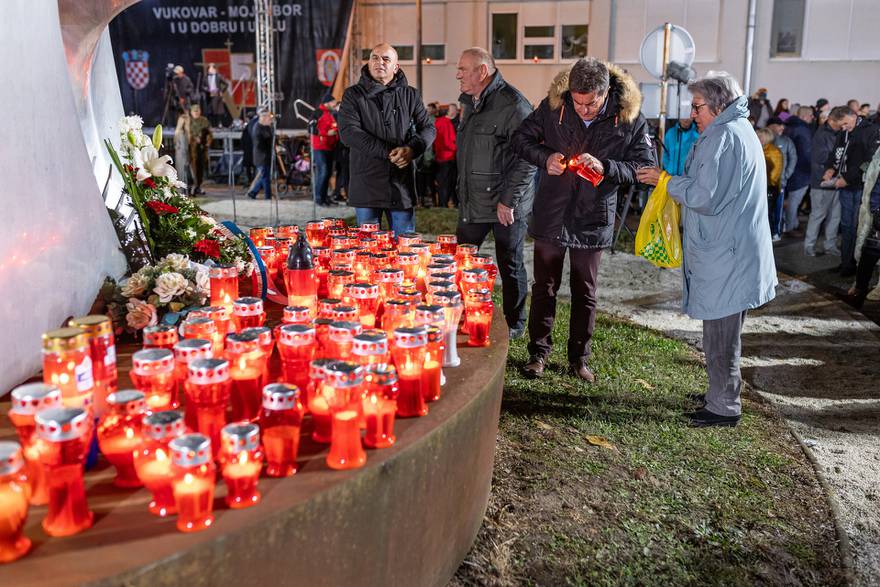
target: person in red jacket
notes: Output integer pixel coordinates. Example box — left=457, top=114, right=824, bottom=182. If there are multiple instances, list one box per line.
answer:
left=434, top=105, right=458, bottom=207
left=311, top=98, right=339, bottom=206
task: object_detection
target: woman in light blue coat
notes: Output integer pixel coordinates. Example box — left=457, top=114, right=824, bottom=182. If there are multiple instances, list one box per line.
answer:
left=637, top=72, right=777, bottom=428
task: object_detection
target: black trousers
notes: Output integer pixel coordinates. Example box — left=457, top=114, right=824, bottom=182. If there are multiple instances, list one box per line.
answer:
left=456, top=218, right=528, bottom=331
left=436, top=161, right=458, bottom=208
left=527, top=239, right=602, bottom=363
left=855, top=246, right=880, bottom=291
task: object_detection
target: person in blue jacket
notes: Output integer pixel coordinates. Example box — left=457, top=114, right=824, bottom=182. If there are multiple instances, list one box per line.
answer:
left=782, top=106, right=815, bottom=233
left=662, top=117, right=699, bottom=176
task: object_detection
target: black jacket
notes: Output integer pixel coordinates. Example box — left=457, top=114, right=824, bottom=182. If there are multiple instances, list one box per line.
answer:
left=252, top=122, right=274, bottom=167
left=783, top=116, right=812, bottom=192
left=338, top=67, right=435, bottom=210
left=824, top=117, right=880, bottom=189
left=810, top=123, right=838, bottom=189
left=456, top=70, right=536, bottom=224
left=511, top=64, right=655, bottom=248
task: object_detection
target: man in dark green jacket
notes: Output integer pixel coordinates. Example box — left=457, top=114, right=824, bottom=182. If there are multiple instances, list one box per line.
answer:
left=455, top=47, right=536, bottom=339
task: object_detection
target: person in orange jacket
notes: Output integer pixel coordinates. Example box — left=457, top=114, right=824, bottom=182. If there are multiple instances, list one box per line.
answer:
left=312, top=97, right=340, bottom=206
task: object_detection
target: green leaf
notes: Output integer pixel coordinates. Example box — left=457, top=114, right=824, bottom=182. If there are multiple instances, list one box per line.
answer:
left=152, top=125, right=163, bottom=150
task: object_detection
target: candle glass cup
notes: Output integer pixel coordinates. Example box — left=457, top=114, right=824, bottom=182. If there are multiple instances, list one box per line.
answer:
left=322, top=362, right=367, bottom=470
left=390, top=327, right=429, bottom=418
left=232, top=297, right=266, bottom=332
left=437, top=234, right=457, bottom=255
left=344, top=283, right=380, bottom=328
left=327, top=270, right=355, bottom=300
left=41, top=328, right=94, bottom=403
left=307, top=360, right=335, bottom=443
left=172, top=339, right=213, bottom=429
left=97, top=390, right=147, bottom=488
left=278, top=324, right=316, bottom=395
left=219, top=423, right=263, bottom=509
left=326, top=321, right=362, bottom=361
left=185, top=358, right=232, bottom=451
left=131, top=348, right=177, bottom=411
left=225, top=332, right=268, bottom=422
left=362, top=365, right=399, bottom=449
left=143, top=324, right=179, bottom=351
left=466, top=289, right=494, bottom=347
left=0, top=442, right=31, bottom=563
left=170, top=434, right=216, bottom=533
left=69, top=315, right=117, bottom=418
left=260, top=384, right=304, bottom=477
left=134, top=410, right=186, bottom=516
left=209, top=264, right=239, bottom=314
left=8, top=383, right=62, bottom=506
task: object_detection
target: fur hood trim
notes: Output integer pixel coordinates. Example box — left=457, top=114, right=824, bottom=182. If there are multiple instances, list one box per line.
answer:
left=547, top=62, right=642, bottom=124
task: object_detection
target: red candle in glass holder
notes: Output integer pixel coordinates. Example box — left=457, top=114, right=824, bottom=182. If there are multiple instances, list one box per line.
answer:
left=183, top=316, right=219, bottom=354
left=376, top=268, right=404, bottom=303
left=327, top=304, right=358, bottom=323
left=260, top=383, right=304, bottom=477
left=374, top=230, right=393, bottom=249
left=41, top=328, right=94, bottom=404
left=97, top=390, right=147, bottom=488
left=255, top=246, right=277, bottom=282
left=285, top=231, right=318, bottom=313
left=169, top=434, right=216, bottom=532
left=461, top=268, right=490, bottom=333
left=192, top=306, right=232, bottom=352
left=326, top=321, right=362, bottom=360
left=314, top=318, right=334, bottom=359
left=425, top=240, right=441, bottom=255
left=131, top=348, right=177, bottom=411
left=331, top=247, right=357, bottom=269
left=344, top=283, right=380, bottom=328
left=471, top=253, right=498, bottom=285
left=396, top=252, right=420, bottom=287
left=226, top=332, right=268, bottom=422
left=322, top=362, right=366, bottom=470
left=466, top=289, right=494, bottom=347
left=352, top=330, right=390, bottom=367
left=143, top=324, right=179, bottom=351
left=397, top=232, right=422, bottom=252
left=354, top=250, right=373, bottom=281
left=317, top=298, right=342, bottom=319
left=0, top=442, right=31, bottom=563
left=249, top=226, right=271, bottom=248
left=359, top=222, right=379, bottom=237
left=381, top=299, right=414, bottom=336
left=278, top=324, right=316, bottom=394
left=273, top=237, right=292, bottom=277
left=69, top=315, right=117, bottom=418
left=9, top=383, right=62, bottom=506
left=422, top=327, right=445, bottom=402
left=426, top=279, right=457, bottom=305
left=327, top=269, right=355, bottom=300
left=134, top=410, right=186, bottom=516
left=437, top=234, right=457, bottom=255
left=232, top=297, right=266, bottom=332
left=391, top=326, right=429, bottom=418
left=313, top=247, right=331, bottom=298
left=219, top=423, right=263, bottom=509
left=209, top=264, right=239, bottom=314
left=433, top=291, right=464, bottom=368
left=240, top=326, right=275, bottom=389
left=362, top=364, right=399, bottom=449
left=276, top=224, right=299, bottom=240
left=35, top=407, right=94, bottom=536
left=185, top=358, right=231, bottom=450
left=455, top=244, right=478, bottom=288
left=306, top=359, right=335, bottom=443
left=371, top=250, right=393, bottom=273
left=173, top=338, right=213, bottom=428
left=283, top=305, right=312, bottom=325
left=306, top=220, right=328, bottom=248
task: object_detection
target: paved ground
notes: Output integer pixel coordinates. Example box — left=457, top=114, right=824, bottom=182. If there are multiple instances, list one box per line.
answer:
left=203, top=187, right=879, bottom=584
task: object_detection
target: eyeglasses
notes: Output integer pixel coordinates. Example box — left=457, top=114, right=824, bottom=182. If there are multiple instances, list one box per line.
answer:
left=691, top=102, right=708, bottom=113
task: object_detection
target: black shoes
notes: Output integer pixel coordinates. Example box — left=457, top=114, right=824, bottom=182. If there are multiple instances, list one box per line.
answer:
left=508, top=327, right=525, bottom=340
left=685, top=408, right=740, bottom=428
left=522, top=356, right=545, bottom=379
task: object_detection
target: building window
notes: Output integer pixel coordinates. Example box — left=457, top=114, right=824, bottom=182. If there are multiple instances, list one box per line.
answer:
left=561, top=24, right=588, bottom=60
left=524, top=45, right=554, bottom=60
left=524, top=25, right=555, bottom=38
left=422, top=44, right=446, bottom=62
left=394, top=45, right=414, bottom=62
left=770, top=0, right=805, bottom=57
left=492, top=13, right=518, bottom=60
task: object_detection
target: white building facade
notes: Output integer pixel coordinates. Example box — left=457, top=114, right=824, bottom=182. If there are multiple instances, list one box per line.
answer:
left=352, top=0, right=880, bottom=111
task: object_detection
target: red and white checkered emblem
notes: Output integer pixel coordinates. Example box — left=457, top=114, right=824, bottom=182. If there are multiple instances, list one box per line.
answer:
left=123, top=50, right=150, bottom=90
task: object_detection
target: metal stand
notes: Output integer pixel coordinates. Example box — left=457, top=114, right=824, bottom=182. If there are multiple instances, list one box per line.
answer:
left=612, top=185, right=637, bottom=253
left=293, top=99, right=317, bottom=220
left=255, top=0, right=280, bottom=227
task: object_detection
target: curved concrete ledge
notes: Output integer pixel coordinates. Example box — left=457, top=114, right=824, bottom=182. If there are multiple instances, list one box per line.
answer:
left=0, top=314, right=507, bottom=587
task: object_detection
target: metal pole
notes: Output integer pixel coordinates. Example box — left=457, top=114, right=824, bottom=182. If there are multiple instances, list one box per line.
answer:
left=227, top=134, right=237, bottom=224
left=607, top=0, right=616, bottom=61
left=416, top=0, right=423, bottom=91
left=743, top=0, right=757, bottom=96
left=657, top=22, right=672, bottom=152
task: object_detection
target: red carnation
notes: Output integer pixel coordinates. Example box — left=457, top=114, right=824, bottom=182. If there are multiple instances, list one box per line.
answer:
left=194, top=238, right=221, bottom=259
left=145, top=200, right=180, bottom=215
left=142, top=177, right=157, bottom=189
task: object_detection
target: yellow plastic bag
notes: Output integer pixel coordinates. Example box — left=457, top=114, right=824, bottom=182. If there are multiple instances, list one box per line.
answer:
left=635, top=172, right=682, bottom=268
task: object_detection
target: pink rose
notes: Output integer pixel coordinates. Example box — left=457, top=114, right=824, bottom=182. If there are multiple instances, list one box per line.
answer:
left=125, top=297, right=158, bottom=330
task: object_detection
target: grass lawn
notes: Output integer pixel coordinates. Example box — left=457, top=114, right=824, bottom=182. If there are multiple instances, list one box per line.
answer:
left=452, top=301, right=842, bottom=586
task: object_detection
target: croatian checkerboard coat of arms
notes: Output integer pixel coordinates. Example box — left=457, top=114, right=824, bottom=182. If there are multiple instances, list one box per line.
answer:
left=122, top=50, right=150, bottom=90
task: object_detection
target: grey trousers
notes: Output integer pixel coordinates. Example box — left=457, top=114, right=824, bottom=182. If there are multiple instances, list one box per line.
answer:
left=703, top=310, right=747, bottom=417
left=804, top=188, right=841, bottom=252
left=783, top=185, right=809, bottom=232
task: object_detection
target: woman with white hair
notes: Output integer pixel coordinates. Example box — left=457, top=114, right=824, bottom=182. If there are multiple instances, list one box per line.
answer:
left=636, top=72, right=777, bottom=428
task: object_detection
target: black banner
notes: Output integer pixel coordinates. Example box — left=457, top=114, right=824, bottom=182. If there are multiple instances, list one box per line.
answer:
left=109, top=0, right=353, bottom=129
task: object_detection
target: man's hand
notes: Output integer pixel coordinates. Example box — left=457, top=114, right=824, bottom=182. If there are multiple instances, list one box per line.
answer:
left=389, top=146, right=414, bottom=168
left=575, top=152, right=604, bottom=175
left=834, top=177, right=848, bottom=188
left=822, top=169, right=835, bottom=182
left=497, top=203, right=514, bottom=226
left=635, top=167, right=662, bottom=186
left=546, top=152, right=566, bottom=176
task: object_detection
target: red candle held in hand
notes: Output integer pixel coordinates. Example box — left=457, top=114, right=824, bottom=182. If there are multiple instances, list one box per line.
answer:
left=391, top=327, right=429, bottom=418
left=170, top=434, right=216, bottom=533
left=219, top=423, right=263, bottom=509
left=8, top=383, right=62, bottom=506
left=362, top=364, right=399, bottom=449
left=259, top=384, right=304, bottom=477
left=97, top=390, right=147, bottom=488
left=0, top=442, right=32, bottom=563
left=134, top=410, right=186, bottom=517
left=130, top=348, right=177, bottom=411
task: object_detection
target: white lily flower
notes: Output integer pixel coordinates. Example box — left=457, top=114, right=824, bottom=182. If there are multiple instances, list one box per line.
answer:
left=133, top=145, right=174, bottom=182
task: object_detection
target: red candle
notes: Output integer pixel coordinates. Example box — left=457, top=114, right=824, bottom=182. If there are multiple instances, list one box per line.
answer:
left=326, top=321, right=362, bottom=360
left=395, top=286, right=422, bottom=308
left=391, top=327, right=429, bottom=418
left=344, top=283, right=380, bottom=328
left=285, top=231, right=318, bottom=313
left=381, top=299, right=414, bottom=336
left=8, top=383, right=62, bottom=506
left=313, top=247, right=331, bottom=298
left=69, top=315, right=117, bottom=418
left=306, top=220, right=328, bottom=248
left=278, top=323, right=315, bottom=389
left=353, top=250, right=373, bottom=281
left=97, top=390, right=146, bottom=488
left=317, top=298, right=342, bottom=319
left=327, top=304, right=359, bottom=323
left=173, top=338, right=213, bottom=429
left=376, top=268, right=404, bottom=303
left=191, top=306, right=232, bottom=352
left=255, top=245, right=277, bottom=283
left=352, top=330, right=390, bottom=367
left=35, top=407, right=94, bottom=537
left=471, top=253, right=498, bottom=285
left=260, top=383, right=304, bottom=477
left=185, top=358, right=232, bottom=450
left=283, top=305, right=312, bottom=325
left=359, top=222, right=379, bottom=238
left=420, top=326, right=444, bottom=402
left=249, top=226, right=271, bottom=248
left=276, top=224, right=299, bottom=240
left=226, top=332, right=268, bottom=422
left=397, top=232, right=422, bottom=252
left=362, top=364, right=399, bottom=449
left=307, top=359, right=335, bottom=443
left=426, top=279, right=457, bottom=305
left=232, top=297, right=266, bottom=332
left=396, top=252, right=420, bottom=287
left=466, top=289, right=494, bottom=347
left=130, top=348, right=177, bottom=411
left=314, top=318, right=334, bottom=359
left=0, top=442, right=31, bottom=563
left=209, top=264, right=239, bottom=314
left=437, top=234, right=457, bottom=255
left=219, top=423, right=263, bottom=509
left=134, top=410, right=186, bottom=516
left=322, top=362, right=367, bottom=470
left=182, top=316, right=219, bottom=354
left=41, top=328, right=94, bottom=403
left=327, top=269, right=355, bottom=300
left=143, top=324, right=179, bottom=351
left=170, top=434, right=216, bottom=532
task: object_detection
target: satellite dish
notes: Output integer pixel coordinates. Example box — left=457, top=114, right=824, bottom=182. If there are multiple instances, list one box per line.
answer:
left=639, top=25, right=696, bottom=80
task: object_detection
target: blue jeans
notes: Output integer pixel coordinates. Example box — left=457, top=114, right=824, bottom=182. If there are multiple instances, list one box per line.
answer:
left=768, top=189, right=784, bottom=236
left=839, top=187, right=863, bottom=270
left=248, top=164, right=272, bottom=199
left=313, top=149, right=333, bottom=203
left=355, top=207, right=415, bottom=236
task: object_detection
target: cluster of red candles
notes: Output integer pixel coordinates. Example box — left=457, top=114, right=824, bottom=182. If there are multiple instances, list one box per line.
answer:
left=0, top=219, right=498, bottom=560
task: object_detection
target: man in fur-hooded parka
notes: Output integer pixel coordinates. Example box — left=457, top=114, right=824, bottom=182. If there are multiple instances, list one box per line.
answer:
left=511, top=58, right=655, bottom=380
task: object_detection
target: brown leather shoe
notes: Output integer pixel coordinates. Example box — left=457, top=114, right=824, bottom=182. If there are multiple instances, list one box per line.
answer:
left=522, top=356, right=545, bottom=379
left=570, top=361, right=595, bottom=383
